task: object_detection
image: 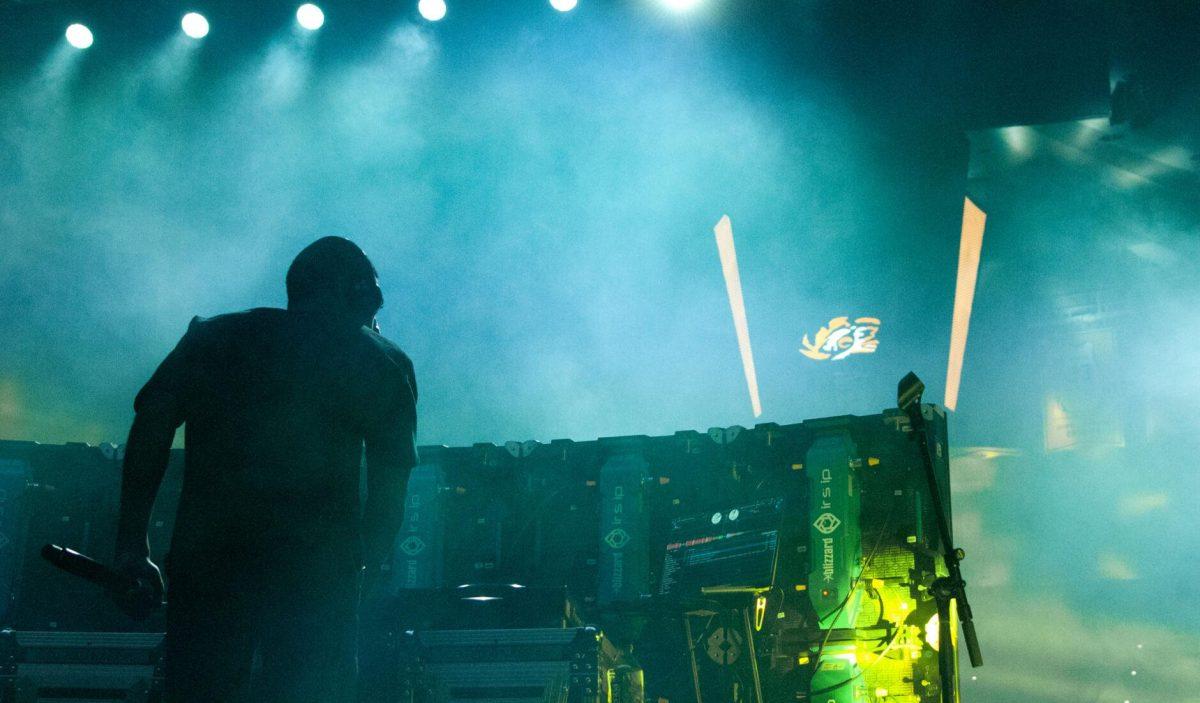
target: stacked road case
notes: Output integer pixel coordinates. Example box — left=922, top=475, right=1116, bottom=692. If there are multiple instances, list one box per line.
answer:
left=0, top=401, right=958, bottom=703
left=0, top=630, right=163, bottom=703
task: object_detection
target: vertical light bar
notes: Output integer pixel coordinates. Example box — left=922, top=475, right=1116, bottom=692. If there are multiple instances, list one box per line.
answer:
left=945, top=196, right=987, bottom=411
left=714, top=215, right=762, bottom=417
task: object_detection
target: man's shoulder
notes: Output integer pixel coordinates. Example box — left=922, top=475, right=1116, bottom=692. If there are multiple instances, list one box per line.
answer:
left=185, top=308, right=287, bottom=336
left=358, top=328, right=414, bottom=376
left=187, top=307, right=285, bottom=328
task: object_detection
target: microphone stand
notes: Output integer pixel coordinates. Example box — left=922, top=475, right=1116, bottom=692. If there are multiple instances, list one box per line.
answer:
left=897, top=372, right=983, bottom=703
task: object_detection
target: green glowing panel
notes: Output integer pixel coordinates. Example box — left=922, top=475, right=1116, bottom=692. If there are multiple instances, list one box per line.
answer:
left=806, top=432, right=863, bottom=630
left=811, top=644, right=869, bottom=703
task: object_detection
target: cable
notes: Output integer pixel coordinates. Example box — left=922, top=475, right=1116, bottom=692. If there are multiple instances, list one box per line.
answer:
left=812, top=500, right=894, bottom=650
left=858, top=625, right=902, bottom=677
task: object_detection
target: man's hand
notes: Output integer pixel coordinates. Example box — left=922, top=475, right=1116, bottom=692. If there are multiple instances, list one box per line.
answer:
left=112, top=552, right=165, bottom=621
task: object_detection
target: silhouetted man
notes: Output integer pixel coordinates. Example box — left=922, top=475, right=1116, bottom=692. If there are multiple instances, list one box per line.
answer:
left=113, top=237, right=418, bottom=703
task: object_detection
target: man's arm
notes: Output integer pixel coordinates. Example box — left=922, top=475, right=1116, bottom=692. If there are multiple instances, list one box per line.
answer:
left=361, top=360, right=418, bottom=572
left=115, top=411, right=177, bottom=560
left=115, top=320, right=199, bottom=563
left=361, top=447, right=410, bottom=572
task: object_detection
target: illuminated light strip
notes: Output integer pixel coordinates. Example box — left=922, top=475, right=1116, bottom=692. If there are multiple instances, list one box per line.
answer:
left=714, top=215, right=762, bottom=417
left=944, top=197, right=987, bottom=411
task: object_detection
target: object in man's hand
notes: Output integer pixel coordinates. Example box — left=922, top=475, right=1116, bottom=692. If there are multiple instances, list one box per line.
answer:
left=41, top=544, right=163, bottom=620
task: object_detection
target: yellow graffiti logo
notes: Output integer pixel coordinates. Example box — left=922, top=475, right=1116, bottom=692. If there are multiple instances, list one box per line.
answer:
left=800, top=316, right=881, bottom=361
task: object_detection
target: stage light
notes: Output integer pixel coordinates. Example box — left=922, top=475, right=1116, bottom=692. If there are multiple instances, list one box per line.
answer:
left=418, top=0, right=447, bottom=21
left=925, top=613, right=940, bottom=651
left=181, top=12, right=210, bottom=39
left=662, top=0, right=702, bottom=11
left=944, top=197, right=986, bottom=412
left=713, top=215, right=762, bottom=418
left=65, top=24, right=94, bottom=49
left=550, top=0, right=577, bottom=11
left=296, top=4, right=325, bottom=30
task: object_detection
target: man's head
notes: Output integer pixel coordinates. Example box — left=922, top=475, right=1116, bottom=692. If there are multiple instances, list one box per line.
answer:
left=286, top=236, right=383, bottom=328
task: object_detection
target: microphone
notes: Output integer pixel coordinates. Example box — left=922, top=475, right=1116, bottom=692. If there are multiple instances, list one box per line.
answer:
left=41, top=544, right=161, bottom=619
left=41, top=544, right=137, bottom=594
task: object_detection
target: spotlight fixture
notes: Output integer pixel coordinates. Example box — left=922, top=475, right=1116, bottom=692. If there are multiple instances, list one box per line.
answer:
left=65, top=23, right=94, bottom=49
left=181, top=12, right=210, bottom=39
left=417, top=0, right=447, bottom=22
left=296, top=4, right=325, bottom=30
left=550, top=0, right=577, bottom=11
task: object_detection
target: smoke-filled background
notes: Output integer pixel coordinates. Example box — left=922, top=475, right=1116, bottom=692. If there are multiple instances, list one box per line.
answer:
left=1, top=1, right=1198, bottom=701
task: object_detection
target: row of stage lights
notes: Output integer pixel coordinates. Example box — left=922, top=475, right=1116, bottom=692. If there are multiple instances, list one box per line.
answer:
left=61, top=0, right=704, bottom=49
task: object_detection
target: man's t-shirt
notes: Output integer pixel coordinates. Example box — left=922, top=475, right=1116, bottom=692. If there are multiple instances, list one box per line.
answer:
left=134, top=308, right=417, bottom=582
